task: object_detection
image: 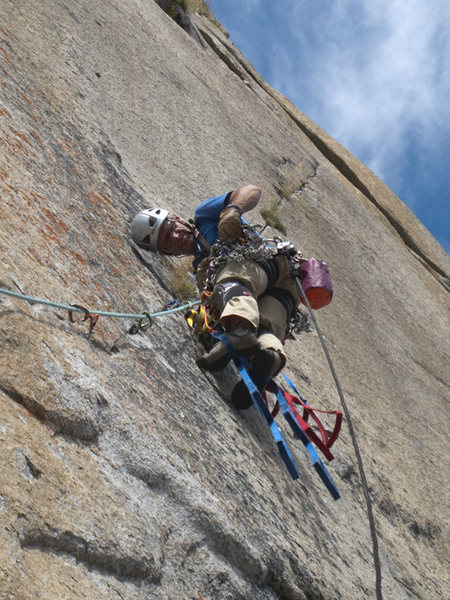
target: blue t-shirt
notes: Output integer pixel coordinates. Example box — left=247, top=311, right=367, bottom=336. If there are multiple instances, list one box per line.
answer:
left=194, top=192, right=250, bottom=243
left=194, top=192, right=231, bottom=247
left=192, top=192, right=230, bottom=271
left=193, top=192, right=251, bottom=271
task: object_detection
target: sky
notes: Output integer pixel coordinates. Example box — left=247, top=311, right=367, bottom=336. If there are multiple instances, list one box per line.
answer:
left=208, top=0, right=450, bottom=254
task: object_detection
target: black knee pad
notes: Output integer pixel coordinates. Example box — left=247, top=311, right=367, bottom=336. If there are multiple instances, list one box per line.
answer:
left=264, top=287, right=296, bottom=321
left=210, top=280, right=254, bottom=313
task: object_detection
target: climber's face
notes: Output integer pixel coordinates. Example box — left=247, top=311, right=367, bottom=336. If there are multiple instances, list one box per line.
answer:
left=157, top=216, right=195, bottom=255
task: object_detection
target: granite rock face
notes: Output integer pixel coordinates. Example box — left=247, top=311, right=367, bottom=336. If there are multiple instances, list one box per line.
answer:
left=0, top=1, right=448, bottom=599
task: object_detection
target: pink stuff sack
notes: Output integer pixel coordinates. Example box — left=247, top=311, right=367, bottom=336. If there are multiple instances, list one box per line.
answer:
left=298, top=258, right=333, bottom=309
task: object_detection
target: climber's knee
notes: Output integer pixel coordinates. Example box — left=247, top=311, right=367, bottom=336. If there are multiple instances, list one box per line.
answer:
left=211, top=281, right=260, bottom=330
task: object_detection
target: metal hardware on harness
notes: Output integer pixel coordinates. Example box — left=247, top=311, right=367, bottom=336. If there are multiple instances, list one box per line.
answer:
left=285, top=308, right=312, bottom=339
left=203, top=227, right=302, bottom=292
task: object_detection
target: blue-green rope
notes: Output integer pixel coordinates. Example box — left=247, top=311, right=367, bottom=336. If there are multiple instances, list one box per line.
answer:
left=0, top=287, right=200, bottom=319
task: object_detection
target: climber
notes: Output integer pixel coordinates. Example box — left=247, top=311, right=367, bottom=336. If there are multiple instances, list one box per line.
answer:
left=131, top=184, right=304, bottom=408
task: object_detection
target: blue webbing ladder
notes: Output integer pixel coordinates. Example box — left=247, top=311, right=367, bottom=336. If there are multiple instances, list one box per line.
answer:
left=216, top=332, right=341, bottom=500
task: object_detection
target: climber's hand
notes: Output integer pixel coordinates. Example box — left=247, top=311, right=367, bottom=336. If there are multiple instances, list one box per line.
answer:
left=218, top=205, right=242, bottom=242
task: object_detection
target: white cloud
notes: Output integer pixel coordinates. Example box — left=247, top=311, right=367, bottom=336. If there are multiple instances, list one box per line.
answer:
left=265, top=0, right=450, bottom=189
left=209, top=0, right=449, bottom=247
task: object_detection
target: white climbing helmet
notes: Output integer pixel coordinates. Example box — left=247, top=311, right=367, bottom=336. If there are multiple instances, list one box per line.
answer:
left=130, top=208, right=169, bottom=251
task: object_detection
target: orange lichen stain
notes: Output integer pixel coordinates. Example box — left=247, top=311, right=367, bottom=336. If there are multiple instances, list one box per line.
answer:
left=0, top=45, right=12, bottom=63
left=18, top=91, right=40, bottom=122
left=40, top=205, right=69, bottom=227
left=4, top=134, right=24, bottom=155
left=39, top=213, right=70, bottom=246
left=55, top=139, right=77, bottom=160
left=108, top=263, right=129, bottom=278
left=26, top=246, right=45, bottom=267
left=19, top=91, right=33, bottom=107
left=30, top=190, right=46, bottom=200
left=30, top=129, right=42, bottom=144
left=0, top=107, right=12, bottom=118
left=94, top=283, right=107, bottom=298
left=0, top=186, right=14, bottom=203
left=21, top=190, right=46, bottom=209
left=67, top=247, right=88, bottom=266
left=10, top=126, right=33, bottom=147
left=85, top=191, right=114, bottom=209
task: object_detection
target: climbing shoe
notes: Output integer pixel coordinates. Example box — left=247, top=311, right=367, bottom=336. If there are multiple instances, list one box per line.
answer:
left=230, top=349, right=283, bottom=409
left=196, top=327, right=259, bottom=372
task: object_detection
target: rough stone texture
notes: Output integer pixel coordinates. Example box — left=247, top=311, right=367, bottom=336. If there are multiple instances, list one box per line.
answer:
left=0, top=1, right=448, bottom=599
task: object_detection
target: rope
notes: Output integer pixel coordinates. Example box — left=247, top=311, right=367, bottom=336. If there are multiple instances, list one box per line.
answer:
left=0, top=287, right=200, bottom=320
left=294, top=277, right=383, bottom=600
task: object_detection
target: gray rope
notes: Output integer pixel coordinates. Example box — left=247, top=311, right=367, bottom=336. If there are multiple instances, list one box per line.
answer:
left=294, top=277, right=383, bottom=600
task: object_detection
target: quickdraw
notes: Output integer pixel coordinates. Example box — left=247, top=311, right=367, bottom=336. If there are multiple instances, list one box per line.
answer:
left=128, top=311, right=153, bottom=334
left=68, top=304, right=99, bottom=338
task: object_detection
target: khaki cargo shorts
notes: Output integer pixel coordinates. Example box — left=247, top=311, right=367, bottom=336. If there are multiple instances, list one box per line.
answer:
left=215, top=257, right=300, bottom=364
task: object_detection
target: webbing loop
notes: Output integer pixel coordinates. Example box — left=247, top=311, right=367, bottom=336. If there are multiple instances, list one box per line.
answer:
left=268, top=384, right=342, bottom=461
left=268, top=381, right=340, bottom=500
left=129, top=311, right=153, bottom=334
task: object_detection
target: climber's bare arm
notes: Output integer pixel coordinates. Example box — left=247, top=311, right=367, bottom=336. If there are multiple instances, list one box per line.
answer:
left=226, top=184, right=261, bottom=214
